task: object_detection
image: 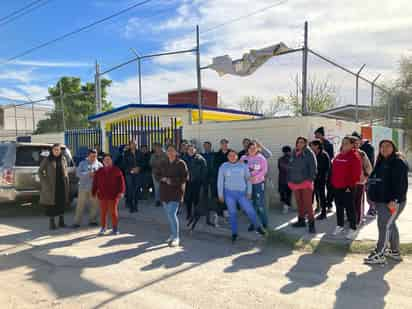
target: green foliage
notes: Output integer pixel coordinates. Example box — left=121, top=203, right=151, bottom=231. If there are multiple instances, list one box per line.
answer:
left=36, top=77, right=112, bottom=133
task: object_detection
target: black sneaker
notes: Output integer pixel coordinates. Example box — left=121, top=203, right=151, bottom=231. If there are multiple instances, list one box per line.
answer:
left=366, top=208, right=377, bottom=219
left=364, top=250, right=386, bottom=265
left=155, top=201, right=161, bottom=207
left=292, top=218, right=306, bottom=228
left=256, top=227, right=266, bottom=236
left=384, top=249, right=403, bottom=262
left=248, top=224, right=255, bottom=232
left=232, top=234, right=238, bottom=243
left=71, top=224, right=81, bottom=229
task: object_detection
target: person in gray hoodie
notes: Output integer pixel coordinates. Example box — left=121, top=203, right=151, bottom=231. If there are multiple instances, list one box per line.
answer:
left=288, top=137, right=318, bottom=233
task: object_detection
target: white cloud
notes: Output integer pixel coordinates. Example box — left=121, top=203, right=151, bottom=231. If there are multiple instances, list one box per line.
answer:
left=7, top=60, right=91, bottom=68
left=112, top=0, right=412, bottom=110
left=0, top=69, right=36, bottom=83
left=17, top=85, right=50, bottom=99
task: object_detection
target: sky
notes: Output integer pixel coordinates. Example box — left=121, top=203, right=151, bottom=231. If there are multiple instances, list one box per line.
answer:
left=0, top=0, right=411, bottom=112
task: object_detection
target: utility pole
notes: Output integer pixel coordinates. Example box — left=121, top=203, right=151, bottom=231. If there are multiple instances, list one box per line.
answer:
left=370, top=73, right=381, bottom=126
left=14, top=104, right=18, bottom=137
left=355, top=64, right=366, bottom=123
left=302, top=21, right=308, bottom=115
left=95, top=61, right=102, bottom=113
left=196, top=25, right=203, bottom=124
left=130, top=48, right=142, bottom=104
left=31, top=102, right=35, bottom=132
left=59, top=81, right=66, bottom=131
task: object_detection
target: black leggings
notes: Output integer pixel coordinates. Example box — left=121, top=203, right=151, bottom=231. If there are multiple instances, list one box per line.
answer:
left=334, top=188, right=356, bottom=230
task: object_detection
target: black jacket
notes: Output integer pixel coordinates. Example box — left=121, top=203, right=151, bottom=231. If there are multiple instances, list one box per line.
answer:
left=183, top=153, right=207, bottom=184
left=123, top=150, right=145, bottom=174
left=361, top=141, right=375, bottom=167
left=201, top=151, right=215, bottom=180
left=367, top=155, right=409, bottom=203
left=323, top=139, right=334, bottom=160
left=213, top=150, right=229, bottom=177
left=315, top=150, right=331, bottom=183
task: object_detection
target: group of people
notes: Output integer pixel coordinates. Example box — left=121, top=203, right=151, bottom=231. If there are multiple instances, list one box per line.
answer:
left=39, top=125, right=408, bottom=263
left=277, top=126, right=408, bottom=264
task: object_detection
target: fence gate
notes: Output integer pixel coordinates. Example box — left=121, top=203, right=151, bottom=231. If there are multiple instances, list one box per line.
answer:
left=64, top=127, right=102, bottom=160
left=107, top=115, right=182, bottom=153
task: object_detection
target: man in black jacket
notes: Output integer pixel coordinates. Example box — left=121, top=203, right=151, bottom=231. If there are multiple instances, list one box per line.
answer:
left=212, top=138, right=230, bottom=223
left=315, top=126, right=334, bottom=211
left=310, top=139, right=331, bottom=220
left=123, top=141, right=145, bottom=213
left=183, top=144, right=207, bottom=227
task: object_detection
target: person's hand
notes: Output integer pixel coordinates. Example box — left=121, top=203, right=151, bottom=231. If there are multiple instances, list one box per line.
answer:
left=388, top=201, right=397, bottom=215
left=250, top=176, right=257, bottom=182
left=89, top=172, right=95, bottom=178
left=132, top=167, right=140, bottom=174
left=247, top=193, right=252, bottom=200
left=218, top=196, right=224, bottom=203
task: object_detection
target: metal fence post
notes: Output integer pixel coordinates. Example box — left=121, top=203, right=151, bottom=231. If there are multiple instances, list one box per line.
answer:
left=355, top=64, right=366, bottom=123
left=196, top=25, right=203, bottom=124
left=59, top=81, right=66, bottom=131
left=95, top=61, right=102, bottom=113
left=302, top=21, right=308, bottom=115
left=370, top=73, right=381, bottom=126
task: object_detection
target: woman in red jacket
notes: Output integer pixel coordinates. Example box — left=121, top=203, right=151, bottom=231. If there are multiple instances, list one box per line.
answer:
left=331, top=136, right=362, bottom=240
left=92, top=153, right=126, bottom=236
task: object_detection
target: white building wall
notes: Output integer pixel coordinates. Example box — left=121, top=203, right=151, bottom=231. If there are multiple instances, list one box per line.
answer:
left=184, top=116, right=360, bottom=209
left=2, top=106, right=50, bottom=131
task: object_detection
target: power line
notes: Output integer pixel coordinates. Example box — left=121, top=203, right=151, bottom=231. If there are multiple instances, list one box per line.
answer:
left=0, top=0, right=44, bottom=23
left=0, top=0, right=54, bottom=28
left=4, top=0, right=155, bottom=64
left=202, top=0, right=289, bottom=34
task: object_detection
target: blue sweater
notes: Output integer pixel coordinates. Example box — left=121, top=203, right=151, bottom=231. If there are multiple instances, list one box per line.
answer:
left=76, top=159, right=103, bottom=191
left=218, top=162, right=252, bottom=197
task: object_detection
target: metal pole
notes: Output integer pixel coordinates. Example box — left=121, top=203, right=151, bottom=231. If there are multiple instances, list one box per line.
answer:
left=138, top=58, right=142, bottom=104
left=32, top=102, right=35, bottom=132
left=355, top=64, right=366, bottom=123
left=95, top=61, right=102, bottom=113
left=59, top=81, right=66, bottom=131
left=302, top=21, right=308, bottom=115
left=14, top=105, right=18, bottom=137
left=196, top=25, right=203, bottom=124
left=370, top=73, right=381, bottom=126
left=130, top=48, right=143, bottom=104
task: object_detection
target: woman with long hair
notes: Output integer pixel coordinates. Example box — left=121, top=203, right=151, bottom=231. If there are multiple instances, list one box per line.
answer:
left=39, top=144, right=70, bottom=230
left=218, top=149, right=265, bottom=242
left=240, top=141, right=269, bottom=230
left=364, top=140, right=409, bottom=264
left=287, top=137, right=317, bottom=233
left=331, top=136, right=362, bottom=240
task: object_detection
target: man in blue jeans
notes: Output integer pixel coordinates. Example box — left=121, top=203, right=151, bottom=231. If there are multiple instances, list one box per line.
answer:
left=156, top=144, right=188, bottom=247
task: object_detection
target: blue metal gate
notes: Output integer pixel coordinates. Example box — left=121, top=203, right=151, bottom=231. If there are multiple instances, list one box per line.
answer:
left=65, top=127, right=102, bottom=162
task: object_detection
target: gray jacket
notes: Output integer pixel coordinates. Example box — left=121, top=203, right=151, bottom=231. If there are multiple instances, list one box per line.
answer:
left=287, top=147, right=317, bottom=184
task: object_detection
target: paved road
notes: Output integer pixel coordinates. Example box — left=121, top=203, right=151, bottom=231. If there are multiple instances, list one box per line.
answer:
left=0, top=214, right=411, bottom=309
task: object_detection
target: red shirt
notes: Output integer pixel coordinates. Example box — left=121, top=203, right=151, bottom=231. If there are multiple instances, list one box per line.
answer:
left=331, top=149, right=362, bottom=189
left=92, top=166, right=125, bottom=200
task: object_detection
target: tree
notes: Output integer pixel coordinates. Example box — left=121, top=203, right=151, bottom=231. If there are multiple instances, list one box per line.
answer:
left=289, top=75, right=339, bottom=115
left=238, top=96, right=265, bottom=114
left=36, top=77, right=112, bottom=133
left=264, top=96, right=290, bottom=117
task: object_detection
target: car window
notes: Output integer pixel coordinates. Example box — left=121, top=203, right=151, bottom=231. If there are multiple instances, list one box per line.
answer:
left=0, top=145, right=10, bottom=166
left=16, top=146, right=45, bottom=167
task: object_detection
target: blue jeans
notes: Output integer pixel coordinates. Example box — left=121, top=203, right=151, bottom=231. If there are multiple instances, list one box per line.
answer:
left=224, top=190, right=260, bottom=235
left=126, top=174, right=142, bottom=212
left=163, top=201, right=180, bottom=240
left=252, top=182, right=268, bottom=228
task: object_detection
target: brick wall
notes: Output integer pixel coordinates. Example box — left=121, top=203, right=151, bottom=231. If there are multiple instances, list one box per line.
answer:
left=168, top=89, right=218, bottom=108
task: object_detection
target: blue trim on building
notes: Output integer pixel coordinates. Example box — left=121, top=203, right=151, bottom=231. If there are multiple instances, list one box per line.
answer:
left=88, top=103, right=263, bottom=121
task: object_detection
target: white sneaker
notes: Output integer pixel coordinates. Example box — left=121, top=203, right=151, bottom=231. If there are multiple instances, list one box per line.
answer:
left=333, top=226, right=345, bottom=236
left=282, top=205, right=289, bottom=214
left=168, top=238, right=180, bottom=247
left=345, top=229, right=357, bottom=240
left=213, top=214, right=220, bottom=228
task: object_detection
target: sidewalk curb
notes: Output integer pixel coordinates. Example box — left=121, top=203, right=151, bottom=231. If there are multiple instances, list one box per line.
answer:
left=119, top=211, right=412, bottom=255
left=266, top=229, right=412, bottom=255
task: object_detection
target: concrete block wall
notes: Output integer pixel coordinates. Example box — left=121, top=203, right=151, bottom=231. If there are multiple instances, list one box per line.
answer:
left=184, top=116, right=360, bottom=209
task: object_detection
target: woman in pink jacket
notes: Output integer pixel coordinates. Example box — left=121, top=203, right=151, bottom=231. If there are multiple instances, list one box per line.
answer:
left=240, top=141, right=269, bottom=230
